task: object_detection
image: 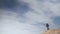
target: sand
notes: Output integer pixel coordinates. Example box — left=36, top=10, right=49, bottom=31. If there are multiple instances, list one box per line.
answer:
left=42, top=29, right=60, bottom=34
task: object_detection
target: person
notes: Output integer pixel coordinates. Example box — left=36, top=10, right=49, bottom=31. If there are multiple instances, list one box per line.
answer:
left=46, top=23, right=49, bottom=30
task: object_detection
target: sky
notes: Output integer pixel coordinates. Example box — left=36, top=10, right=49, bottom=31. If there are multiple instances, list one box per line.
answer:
left=0, top=0, right=60, bottom=34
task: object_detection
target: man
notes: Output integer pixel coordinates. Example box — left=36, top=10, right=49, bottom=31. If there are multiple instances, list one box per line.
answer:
left=46, top=23, right=49, bottom=30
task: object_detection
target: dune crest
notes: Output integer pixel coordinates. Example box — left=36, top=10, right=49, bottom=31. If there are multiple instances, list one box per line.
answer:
left=42, top=29, right=60, bottom=34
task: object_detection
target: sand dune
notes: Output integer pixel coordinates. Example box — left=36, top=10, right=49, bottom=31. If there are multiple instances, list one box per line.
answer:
left=42, top=29, right=60, bottom=34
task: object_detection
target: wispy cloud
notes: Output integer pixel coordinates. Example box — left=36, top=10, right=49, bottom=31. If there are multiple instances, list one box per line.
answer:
left=22, top=0, right=60, bottom=29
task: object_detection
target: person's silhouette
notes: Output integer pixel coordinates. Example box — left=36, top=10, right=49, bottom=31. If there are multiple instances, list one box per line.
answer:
left=46, top=23, right=49, bottom=30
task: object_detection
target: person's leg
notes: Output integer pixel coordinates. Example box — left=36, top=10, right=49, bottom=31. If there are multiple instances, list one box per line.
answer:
left=47, top=27, right=49, bottom=30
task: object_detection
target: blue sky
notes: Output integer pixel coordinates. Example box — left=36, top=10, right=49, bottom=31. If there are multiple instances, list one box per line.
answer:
left=0, top=0, right=60, bottom=34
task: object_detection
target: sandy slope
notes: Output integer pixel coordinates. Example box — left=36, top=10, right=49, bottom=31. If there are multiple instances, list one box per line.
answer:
left=42, top=29, right=60, bottom=34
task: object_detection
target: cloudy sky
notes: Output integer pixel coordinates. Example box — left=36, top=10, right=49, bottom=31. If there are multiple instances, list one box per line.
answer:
left=0, top=0, right=60, bottom=34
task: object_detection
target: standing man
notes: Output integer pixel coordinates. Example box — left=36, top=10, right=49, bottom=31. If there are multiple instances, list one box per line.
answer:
left=46, top=23, right=49, bottom=30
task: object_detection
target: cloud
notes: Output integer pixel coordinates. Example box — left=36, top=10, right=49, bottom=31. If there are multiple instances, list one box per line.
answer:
left=0, top=10, right=41, bottom=34
left=21, top=0, right=60, bottom=29
left=0, top=0, right=30, bottom=15
left=21, top=0, right=53, bottom=24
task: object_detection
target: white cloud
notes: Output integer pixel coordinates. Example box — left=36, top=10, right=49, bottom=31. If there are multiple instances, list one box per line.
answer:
left=21, top=0, right=60, bottom=23
left=20, top=0, right=60, bottom=30
left=25, top=11, right=52, bottom=23
left=22, top=0, right=52, bottom=24
left=0, top=10, right=40, bottom=34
